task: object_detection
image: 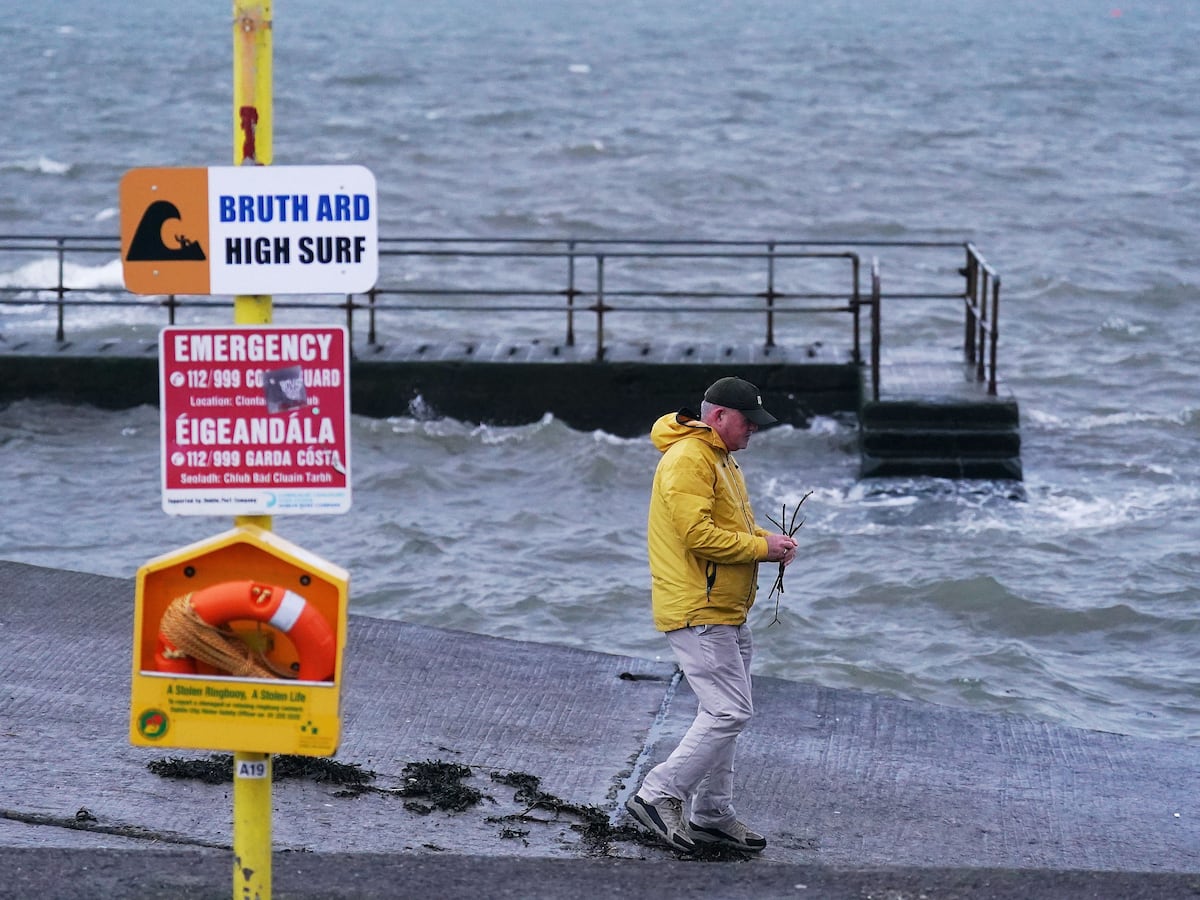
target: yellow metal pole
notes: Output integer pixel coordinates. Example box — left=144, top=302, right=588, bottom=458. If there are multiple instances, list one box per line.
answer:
left=233, top=2, right=273, bottom=166
left=232, top=3, right=274, bottom=898
left=233, top=752, right=273, bottom=898
left=233, top=0, right=274, bottom=328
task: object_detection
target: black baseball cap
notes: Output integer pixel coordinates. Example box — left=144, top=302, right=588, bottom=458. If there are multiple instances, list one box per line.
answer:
left=703, top=376, right=777, bottom=425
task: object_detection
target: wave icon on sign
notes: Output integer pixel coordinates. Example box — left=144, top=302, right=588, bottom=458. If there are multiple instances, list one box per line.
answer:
left=126, top=201, right=206, bottom=261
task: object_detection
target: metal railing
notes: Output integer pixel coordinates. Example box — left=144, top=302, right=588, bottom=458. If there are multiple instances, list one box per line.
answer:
left=963, top=243, right=1001, bottom=395
left=367, top=238, right=867, bottom=361
left=0, top=235, right=1002, bottom=401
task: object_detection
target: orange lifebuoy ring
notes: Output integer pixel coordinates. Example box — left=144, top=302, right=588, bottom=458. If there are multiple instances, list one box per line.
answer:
left=155, top=580, right=335, bottom=681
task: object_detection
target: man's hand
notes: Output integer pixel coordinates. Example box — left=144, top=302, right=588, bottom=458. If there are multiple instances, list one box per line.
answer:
left=764, top=533, right=798, bottom=565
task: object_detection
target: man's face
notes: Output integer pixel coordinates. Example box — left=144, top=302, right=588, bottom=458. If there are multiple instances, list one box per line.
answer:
left=713, top=407, right=757, bottom=451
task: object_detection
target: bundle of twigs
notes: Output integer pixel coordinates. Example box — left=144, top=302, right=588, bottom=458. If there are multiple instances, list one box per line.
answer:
left=765, top=491, right=812, bottom=626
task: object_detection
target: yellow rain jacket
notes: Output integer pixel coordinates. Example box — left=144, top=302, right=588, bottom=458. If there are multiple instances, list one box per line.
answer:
left=646, top=410, right=770, bottom=632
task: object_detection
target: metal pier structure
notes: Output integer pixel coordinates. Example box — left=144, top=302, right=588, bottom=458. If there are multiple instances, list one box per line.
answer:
left=0, top=235, right=1020, bottom=480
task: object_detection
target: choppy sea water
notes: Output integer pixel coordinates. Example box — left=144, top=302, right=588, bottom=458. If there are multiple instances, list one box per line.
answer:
left=1, top=0, right=1198, bottom=741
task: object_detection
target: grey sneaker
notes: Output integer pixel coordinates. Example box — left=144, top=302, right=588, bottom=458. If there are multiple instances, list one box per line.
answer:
left=687, top=819, right=767, bottom=852
left=624, top=794, right=697, bottom=852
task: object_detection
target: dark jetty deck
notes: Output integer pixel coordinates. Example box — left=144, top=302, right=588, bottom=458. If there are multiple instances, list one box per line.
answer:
left=0, top=235, right=1021, bottom=479
left=0, top=334, right=1021, bottom=479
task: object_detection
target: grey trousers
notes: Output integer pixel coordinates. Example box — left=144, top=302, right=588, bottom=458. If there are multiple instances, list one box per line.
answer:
left=637, top=622, right=754, bottom=829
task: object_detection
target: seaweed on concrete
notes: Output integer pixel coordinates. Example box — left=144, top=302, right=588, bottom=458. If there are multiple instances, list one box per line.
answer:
left=397, top=759, right=486, bottom=814
left=486, top=769, right=749, bottom=860
left=146, top=754, right=376, bottom=790
left=146, top=754, right=752, bottom=860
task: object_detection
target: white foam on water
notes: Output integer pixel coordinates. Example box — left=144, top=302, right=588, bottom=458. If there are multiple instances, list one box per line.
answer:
left=1, top=156, right=71, bottom=175
left=0, top=256, right=123, bottom=292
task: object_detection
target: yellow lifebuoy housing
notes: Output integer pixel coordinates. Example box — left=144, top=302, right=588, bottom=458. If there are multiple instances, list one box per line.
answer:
left=155, top=580, right=335, bottom=681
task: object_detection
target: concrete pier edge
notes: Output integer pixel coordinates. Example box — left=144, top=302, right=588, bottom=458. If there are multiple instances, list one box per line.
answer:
left=2, top=560, right=1196, bottom=898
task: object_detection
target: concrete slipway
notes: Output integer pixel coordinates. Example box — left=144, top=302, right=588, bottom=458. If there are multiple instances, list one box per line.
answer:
left=1, top=561, right=1197, bottom=899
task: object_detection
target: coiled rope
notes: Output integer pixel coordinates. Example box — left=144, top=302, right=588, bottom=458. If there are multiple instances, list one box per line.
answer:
left=158, top=594, right=295, bottom=679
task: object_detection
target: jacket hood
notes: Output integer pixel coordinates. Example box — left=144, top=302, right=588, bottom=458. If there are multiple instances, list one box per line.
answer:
left=650, top=409, right=728, bottom=454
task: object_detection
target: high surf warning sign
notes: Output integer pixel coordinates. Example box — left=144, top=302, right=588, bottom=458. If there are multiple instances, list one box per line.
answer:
left=120, top=165, right=378, bottom=295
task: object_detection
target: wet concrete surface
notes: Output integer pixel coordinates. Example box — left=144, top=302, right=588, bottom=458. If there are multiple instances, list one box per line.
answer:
left=1, top=560, right=1197, bottom=897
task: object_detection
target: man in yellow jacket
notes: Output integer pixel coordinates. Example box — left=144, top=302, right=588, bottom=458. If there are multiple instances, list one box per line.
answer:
left=625, top=376, right=797, bottom=854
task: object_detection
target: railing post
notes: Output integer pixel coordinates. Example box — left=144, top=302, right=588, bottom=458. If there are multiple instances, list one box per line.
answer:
left=988, top=275, right=1001, bottom=395
left=55, top=238, right=66, bottom=342
left=850, top=254, right=862, bottom=364
left=367, top=287, right=378, bottom=345
left=976, top=268, right=989, bottom=384
left=870, top=257, right=881, bottom=402
left=765, top=241, right=776, bottom=348
left=963, top=246, right=978, bottom=364
left=594, top=254, right=605, bottom=362
left=566, top=240, right=576, bottom=348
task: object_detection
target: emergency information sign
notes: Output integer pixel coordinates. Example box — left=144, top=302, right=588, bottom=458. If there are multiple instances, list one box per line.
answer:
left=160, top=326, right=351, bottom=516
left=120, top=165, right=378, bottom=295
